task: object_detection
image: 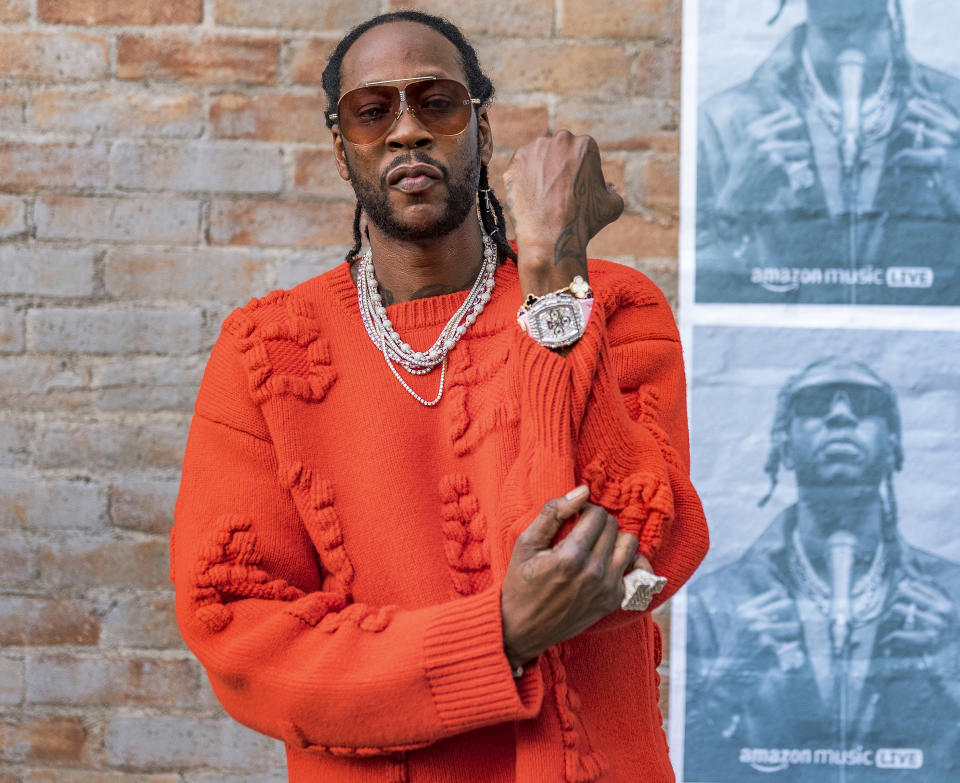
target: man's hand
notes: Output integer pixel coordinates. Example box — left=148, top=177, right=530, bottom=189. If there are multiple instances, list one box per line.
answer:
left=500, top=486, right=638, bottom=669
left=879, top=577, right=958, bottom=657
left=891, top=96, right=960, bottom=215
left=714, top=106, right=813, bottom=213
left=717, top=588, right=805, bottom=676
left=502, top=131, right=623, bottom=298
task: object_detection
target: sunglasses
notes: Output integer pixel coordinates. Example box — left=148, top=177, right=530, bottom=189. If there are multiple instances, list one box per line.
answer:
left=790, top=384, right=891, bottom=420
left=330, top=76, right=481, bottom=146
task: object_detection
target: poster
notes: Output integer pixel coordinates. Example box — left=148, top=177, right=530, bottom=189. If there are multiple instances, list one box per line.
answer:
left=673, top=2, right=960, bottom=781
left=691, top=0, right=960, bottom=305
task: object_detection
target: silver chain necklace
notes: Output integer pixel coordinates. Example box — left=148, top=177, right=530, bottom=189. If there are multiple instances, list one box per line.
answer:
left=357, top=231, right=498, bottom=406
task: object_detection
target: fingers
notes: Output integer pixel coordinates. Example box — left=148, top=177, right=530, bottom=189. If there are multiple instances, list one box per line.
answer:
left=905, top=97, right=960, bottom=135
left=747, top=107, right=803, bottom=140
left=555, top=503, right=609, bottom=561
left=519, top=486, right=591, bottom=549
left=612, top=533, right=640, bottom=576
left=897, top=581, right=955, bottom=615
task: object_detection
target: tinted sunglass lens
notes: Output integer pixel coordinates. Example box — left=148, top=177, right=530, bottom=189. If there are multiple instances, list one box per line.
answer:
left=339, top=85, right=400, bottom=144
left=791, top=385, right=889, bottom=418
left=406, top=79, right=473, bottom=135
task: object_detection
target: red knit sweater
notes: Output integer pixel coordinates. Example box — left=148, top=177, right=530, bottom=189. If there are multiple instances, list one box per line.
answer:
left=172, top=257, right=709, bottom=783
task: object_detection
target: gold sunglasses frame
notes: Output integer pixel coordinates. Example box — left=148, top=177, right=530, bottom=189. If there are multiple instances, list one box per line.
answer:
left=329, top=76, right=482, bottom=145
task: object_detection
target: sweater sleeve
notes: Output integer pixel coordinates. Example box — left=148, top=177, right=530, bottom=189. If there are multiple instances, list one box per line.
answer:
left=503, top=265, right=709, bottom=609
left=172, top=335, right=543, bottom=755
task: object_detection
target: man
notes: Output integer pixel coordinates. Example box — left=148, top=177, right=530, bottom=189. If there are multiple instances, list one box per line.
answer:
left=695, top=0, right=960, bottom=304
left=684, top=357, right=960, bottom=782
left=172, top=11, right=708, bottom=783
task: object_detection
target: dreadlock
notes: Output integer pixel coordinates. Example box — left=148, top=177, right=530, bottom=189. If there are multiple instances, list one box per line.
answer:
left=320, top=11, right=517, bottom=266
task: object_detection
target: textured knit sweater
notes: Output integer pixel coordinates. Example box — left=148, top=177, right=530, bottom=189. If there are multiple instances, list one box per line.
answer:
left=172, top=256, right=709, bottom=783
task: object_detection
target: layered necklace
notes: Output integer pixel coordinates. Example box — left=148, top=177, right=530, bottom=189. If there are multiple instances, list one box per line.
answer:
left=357, top=229, right=498, bottom=407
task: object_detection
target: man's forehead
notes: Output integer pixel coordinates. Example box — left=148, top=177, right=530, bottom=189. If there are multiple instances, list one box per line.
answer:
left=339, top=21, right=466, bottom=94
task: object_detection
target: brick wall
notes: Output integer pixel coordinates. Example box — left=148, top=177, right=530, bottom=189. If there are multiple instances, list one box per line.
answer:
left=0, top=0, right=681, bottom=778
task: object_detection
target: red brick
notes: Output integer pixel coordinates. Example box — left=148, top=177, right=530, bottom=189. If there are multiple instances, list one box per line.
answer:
left=560, top=0, right=680, bottom=40
left=292, top=148, right=356, bottom=199
left=0, top=715, right=88, bottom=763
left=588, top=212, right=678, bottom=260
left=634, top=46, right=681, bottom=100
left=112, top=142, right=284, bottom=194
left=556, top=98, right=678, bottom=152
left=487, top=103, right=549, bottom=150
left=0, top=305, right=25, bottom=353
left=118, top=34, right=280, bottom=85
left=37, top=536, right=171, bottom=590
left=31, top=88, right=203, bottom=137
left=35, top=195, right=200, bottom=243
left=0, top=597, right=99, bottom=645
left=26, top=655, right=205, bottom=708
left=289, top=37, right=339, bottom=85
left=626, top=152, right=679, bottom=211
left=0, top=195, right=27, bottom=239
left=0, top=142, right=108, bottom=191
left=32, top=416, right=190, bottom=471
left=39, top=0, right=202, bottom=25
left=215, top=0, right=379, bottom=30
left=108, top=478, right=179, bottom=533
left=209, top=199, right=355, bottom=247
left=387, top=0, right=553, bottom=36
left=0, top=0, right=29, bottom=22
left=101, top=591, right=184, bottom=649
left=478, top=40, right=631, bottom=96
left=0, top=92, right=24, bottom=129
left=210, top=93, right=329, bottom=143
left=0, top=32, right=109, bottom=81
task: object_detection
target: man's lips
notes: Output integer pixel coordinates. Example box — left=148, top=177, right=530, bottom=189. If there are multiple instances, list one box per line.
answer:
left=387, top=163, right=442, bottom=193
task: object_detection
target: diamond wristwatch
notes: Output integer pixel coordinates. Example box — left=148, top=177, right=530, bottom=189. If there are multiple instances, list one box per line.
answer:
left=517, top=275, right=594, bottom=349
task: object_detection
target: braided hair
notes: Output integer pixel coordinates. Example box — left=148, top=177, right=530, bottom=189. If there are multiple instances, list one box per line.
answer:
left=320, top=11, right=516, bottom=266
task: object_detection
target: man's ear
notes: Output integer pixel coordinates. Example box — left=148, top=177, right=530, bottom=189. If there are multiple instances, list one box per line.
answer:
left=478, top=109, right=493, bottom=167
left=332, top=129, right=351, bottom=182
left=781, top=440, right=795, bottom=471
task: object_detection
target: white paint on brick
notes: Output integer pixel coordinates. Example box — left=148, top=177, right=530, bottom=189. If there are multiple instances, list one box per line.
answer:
left=95, top=355, right=205, bottom=411
left=104, top=716, right=286, bottom=770
left=0, top=530, right=33, bottom=585
left=99, top=589, right=185, bottom=649
left=112, top=142, right=285, bottom=194
left=27, top=306, right=206, bottom=355
left=0, top=356, right=90, bottom=398
left=35, top=195, right=200, bottom=243
left=0, top=304, right=25, bottom=353
left=0, top=472, right=108, bottom=530
left=274, top=248, right=349, bottom=289
left=108, top=476, right=179, bottom=532
left=0, top=656, right=24, bottom=705
left=0, top=246, right=98, bottom=297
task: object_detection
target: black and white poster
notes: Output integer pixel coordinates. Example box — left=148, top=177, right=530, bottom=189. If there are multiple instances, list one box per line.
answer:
left=691, top=0, right=960, bottom=305
left=673, top=2, right=960, bottom=781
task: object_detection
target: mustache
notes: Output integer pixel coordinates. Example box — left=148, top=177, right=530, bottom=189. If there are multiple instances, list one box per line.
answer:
left=381, top=151, right=450, bottom=187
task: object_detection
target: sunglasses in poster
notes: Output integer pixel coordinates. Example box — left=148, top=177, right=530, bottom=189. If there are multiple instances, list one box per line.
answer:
left=330, top=77, right=481, bottom=146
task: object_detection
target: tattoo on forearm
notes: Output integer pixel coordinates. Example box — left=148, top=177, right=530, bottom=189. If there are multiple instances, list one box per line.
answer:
left=552, top=156, right=603, bottom=275
left=521, top=562, right=536, bottom=583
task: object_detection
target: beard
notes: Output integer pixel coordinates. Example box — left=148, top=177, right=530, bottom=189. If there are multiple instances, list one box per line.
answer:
left=345, top=144, right=480, bottom=242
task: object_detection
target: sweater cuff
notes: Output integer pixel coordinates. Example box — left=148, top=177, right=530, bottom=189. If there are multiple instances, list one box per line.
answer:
left=423, top=587, right=542, bottom=733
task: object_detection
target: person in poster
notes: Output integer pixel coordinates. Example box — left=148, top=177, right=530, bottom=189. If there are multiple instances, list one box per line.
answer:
left=695, top=0, right=960, bottom=304
left=684, top=357, right=960, bottom=781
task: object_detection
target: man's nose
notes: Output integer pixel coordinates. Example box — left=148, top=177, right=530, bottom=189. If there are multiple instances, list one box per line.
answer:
left=385, top=99, right=433, bottom=150
left=825, top=390, right=857, bottom=425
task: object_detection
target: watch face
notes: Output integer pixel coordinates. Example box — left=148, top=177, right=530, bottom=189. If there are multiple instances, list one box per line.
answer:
left=528, top=294, right=585, bottom=347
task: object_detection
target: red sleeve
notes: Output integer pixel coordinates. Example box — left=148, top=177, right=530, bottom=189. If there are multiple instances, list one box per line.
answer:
left=172, top=333, right=543, bottom=755
left=500, top=263, right=709, bottom=609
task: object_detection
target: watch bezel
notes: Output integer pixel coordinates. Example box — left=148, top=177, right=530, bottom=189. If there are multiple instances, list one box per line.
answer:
left=525, top=292, right=587, bottom=348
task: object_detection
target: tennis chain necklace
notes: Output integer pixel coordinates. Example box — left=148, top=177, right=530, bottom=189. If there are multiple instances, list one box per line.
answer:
left=799, top=47, right=898, bottom=146
left=788, top=527, right=888, bottom=627
left=357, top=231, right=498, bottom=406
